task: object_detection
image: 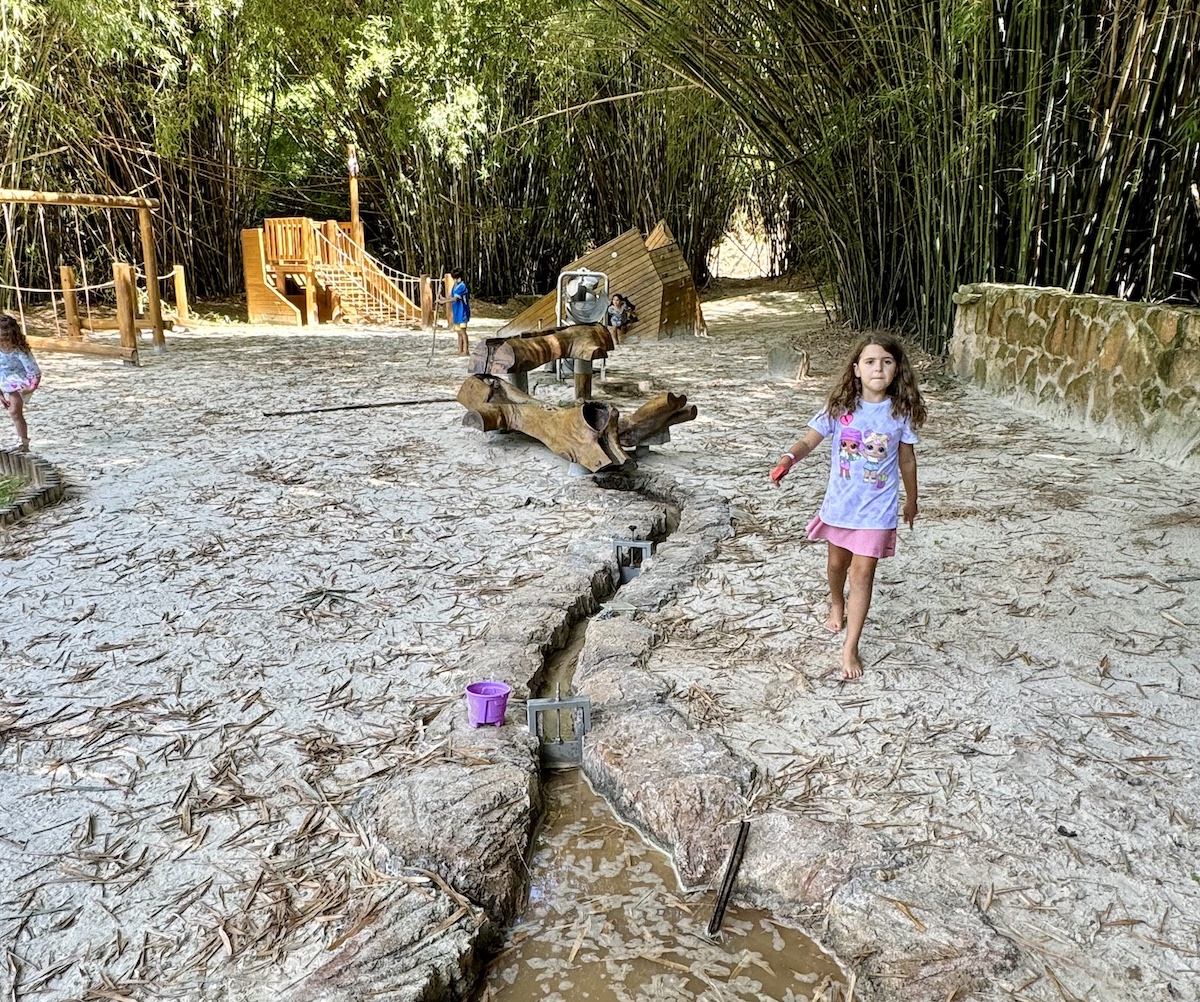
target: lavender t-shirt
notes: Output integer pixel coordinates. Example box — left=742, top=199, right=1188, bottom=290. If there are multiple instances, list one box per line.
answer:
left=808, top=400, right=918, bottom=530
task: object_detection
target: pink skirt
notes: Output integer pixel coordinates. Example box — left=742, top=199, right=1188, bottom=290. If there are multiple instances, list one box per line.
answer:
left=806, top=516, right=896, bottom=558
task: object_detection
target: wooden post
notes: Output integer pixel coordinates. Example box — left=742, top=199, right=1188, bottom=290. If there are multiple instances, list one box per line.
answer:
left=574, top=359, right=593, bottom=400
left=172, top=264, right=190, bottom=321
left=420, top=274, right=434, bottom=330
left=443, top=273, right=454, bottom=329
left=60, top=266, right=81, bottom=339
left=320, top=219, right=341, bottom=322
left=321, top=219, right=340, bottom=256
left=348, top=145, right=363, bottom=246
left=301, top=221, right=317, bottom=325
left=113, top=262, right=139, bottom=364
left=137, top=206, right=165, bottom=349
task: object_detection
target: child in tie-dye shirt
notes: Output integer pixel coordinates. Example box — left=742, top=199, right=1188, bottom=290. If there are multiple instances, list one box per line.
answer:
left=0, top=315, right=40, bottom=454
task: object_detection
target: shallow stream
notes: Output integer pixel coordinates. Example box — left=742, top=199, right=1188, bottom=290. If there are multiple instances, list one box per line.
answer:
left=477, top=772, right=846, bottom=1002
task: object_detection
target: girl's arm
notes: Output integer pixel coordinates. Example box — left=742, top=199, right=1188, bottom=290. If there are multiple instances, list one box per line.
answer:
left=19, top=351, right=40, bottom=388
left=898, top=442, right=918, bottom=527
left=770, top=428, right=824, bottom=483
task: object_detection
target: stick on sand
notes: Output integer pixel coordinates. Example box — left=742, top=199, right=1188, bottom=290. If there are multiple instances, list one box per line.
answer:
left=263, top=398, right=458, bottom=417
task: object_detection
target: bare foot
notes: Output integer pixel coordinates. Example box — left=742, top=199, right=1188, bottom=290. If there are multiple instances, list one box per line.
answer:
left=841, top=651, right=864, bottom=681
left=824, top=603, right=845, bottom=634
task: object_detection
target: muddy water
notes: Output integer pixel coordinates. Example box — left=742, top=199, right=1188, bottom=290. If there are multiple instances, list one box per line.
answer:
left=479, top=772, right=846, bottom=1002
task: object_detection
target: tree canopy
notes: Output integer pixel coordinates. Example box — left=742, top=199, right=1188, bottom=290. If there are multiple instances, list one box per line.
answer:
left=3, top=0, right=1196, bottom=350
left=619, top=0, right=1200, bottom=350
left=1, top=0, right=754, bottom=301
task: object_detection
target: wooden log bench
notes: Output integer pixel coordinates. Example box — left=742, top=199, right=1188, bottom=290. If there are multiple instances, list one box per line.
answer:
left=470, top=324, right=615, bottom=398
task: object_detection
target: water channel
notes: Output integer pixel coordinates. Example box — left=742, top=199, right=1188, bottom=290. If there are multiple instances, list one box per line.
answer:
left=476, top=771, right=847, bottom=1002
left=476, top=484, right=846, bottom=1001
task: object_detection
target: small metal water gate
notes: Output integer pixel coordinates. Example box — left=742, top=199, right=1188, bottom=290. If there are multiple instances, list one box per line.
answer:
left=613, top=538, right=655, bottom=584
left=527, top=685, right=592, bottom=769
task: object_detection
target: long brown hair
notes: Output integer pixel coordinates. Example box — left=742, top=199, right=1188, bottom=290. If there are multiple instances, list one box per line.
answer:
left=825, top=332, right=926, bottom=428
left=0, top=314, right=32, bottom=355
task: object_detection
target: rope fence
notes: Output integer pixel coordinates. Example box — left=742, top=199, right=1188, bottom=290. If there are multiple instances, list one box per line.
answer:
left=0, top=278, right=118, bottom=294
left=0, top=190, right=189, bottom=366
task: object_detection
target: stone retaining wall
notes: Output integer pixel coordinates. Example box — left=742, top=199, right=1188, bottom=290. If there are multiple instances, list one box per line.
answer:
left=950, top=283, right=1200, bottom=468
left=0, top=450, right=64, bottom=526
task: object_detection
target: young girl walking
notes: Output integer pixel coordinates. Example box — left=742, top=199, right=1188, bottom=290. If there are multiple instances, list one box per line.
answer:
left=769, top=334, right=926, bottom=680
left=0, top=315, right=41, bottom=453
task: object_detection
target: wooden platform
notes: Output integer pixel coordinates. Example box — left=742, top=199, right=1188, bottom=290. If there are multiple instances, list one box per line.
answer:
left=497, top=222, right=705, bottom=340
left=242, top=218, right=421, bottom=327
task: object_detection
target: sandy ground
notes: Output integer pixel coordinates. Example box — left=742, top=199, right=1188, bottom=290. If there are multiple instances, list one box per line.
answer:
left=1, top=287, right=1198, bottom=1001
left=0, top=316, right=661, bottom=999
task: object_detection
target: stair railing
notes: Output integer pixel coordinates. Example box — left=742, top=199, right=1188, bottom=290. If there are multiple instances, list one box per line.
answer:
left=309, top=222, right=420, bottom=325
left=331, top=226, right=421, bottom=317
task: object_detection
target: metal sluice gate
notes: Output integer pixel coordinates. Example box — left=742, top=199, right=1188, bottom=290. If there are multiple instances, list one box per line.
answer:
left=527, top=685, right=592, bottom=769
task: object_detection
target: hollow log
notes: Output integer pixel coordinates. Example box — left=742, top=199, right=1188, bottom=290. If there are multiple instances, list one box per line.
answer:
left=458, top=375, right=628, bottom=472
left=617, top=392, right=698, bottom=448
left=471, top=324, right=614, bottom=377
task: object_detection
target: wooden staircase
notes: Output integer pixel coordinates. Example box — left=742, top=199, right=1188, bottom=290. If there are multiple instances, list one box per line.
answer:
left=243, top=217, right=422, bottom=327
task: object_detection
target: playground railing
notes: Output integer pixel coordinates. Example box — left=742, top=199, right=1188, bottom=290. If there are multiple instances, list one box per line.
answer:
left=309, top=222, right=420, bottom=325
left=327, top=225, right=421, bottom=316
left=263, top=218, right=313, bottom=267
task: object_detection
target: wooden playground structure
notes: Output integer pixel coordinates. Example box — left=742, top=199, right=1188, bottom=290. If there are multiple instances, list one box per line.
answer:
left=242, top=145, right=447, bottom=330
left=0, top=188, right=187, bottom=365
left=241, top=217, right=435, bottom=328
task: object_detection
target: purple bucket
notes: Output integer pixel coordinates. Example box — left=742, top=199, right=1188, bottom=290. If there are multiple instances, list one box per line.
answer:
left=465, top=680, right=511, bottom=727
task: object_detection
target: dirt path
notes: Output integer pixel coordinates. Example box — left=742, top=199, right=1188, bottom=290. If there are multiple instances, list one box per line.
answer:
left=1, top=289, right=1197, bottom=1001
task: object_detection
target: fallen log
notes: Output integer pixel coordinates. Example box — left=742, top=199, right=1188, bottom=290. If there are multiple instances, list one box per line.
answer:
left=470, top=324, right=614, bottom=378
left=617, top=392, right=698, bottom=448
left=457, top=375, right=628, bottom=472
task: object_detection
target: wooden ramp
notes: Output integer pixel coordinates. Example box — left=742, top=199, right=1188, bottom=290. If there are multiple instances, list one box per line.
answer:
left=498, top=222, right=705, bottom=340
left=242, top=228, right=303, bottom=325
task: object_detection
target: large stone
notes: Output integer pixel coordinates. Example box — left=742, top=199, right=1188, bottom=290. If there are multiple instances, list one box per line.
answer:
left=291, top=881, right=490, bottom=1002
left=1062, top=373, right=1092, bottom=415
left=482, top=602, right=573, bottom=654
left=1147, top=308, right=1179, bottom=346
left=738, top=811, right=892, bottom=913
left=767, top=344, right=809, bottom=379
left=575, top=615, right=665, bottom=706
left=1098, top=325, right=1128, bottom=373
left=506, top=563, right=616, bottom=622
left=365, top=726, right=540, bottom=917
left=458, top=641, right=543, bottom=700
left=583, top=703, right=755, bottom=885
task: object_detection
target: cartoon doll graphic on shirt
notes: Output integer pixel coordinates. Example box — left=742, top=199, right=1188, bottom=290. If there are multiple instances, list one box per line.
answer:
left=861, top=430, right=890, bottom=488
left=838, top=427, right=863, bottom=479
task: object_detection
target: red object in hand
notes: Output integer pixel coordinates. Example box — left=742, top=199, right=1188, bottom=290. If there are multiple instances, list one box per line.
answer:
left=769, top=458, right=793, bottom=484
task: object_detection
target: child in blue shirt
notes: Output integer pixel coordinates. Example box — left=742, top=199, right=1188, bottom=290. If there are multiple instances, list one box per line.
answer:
left=450, top=269, right=470, bottom=355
